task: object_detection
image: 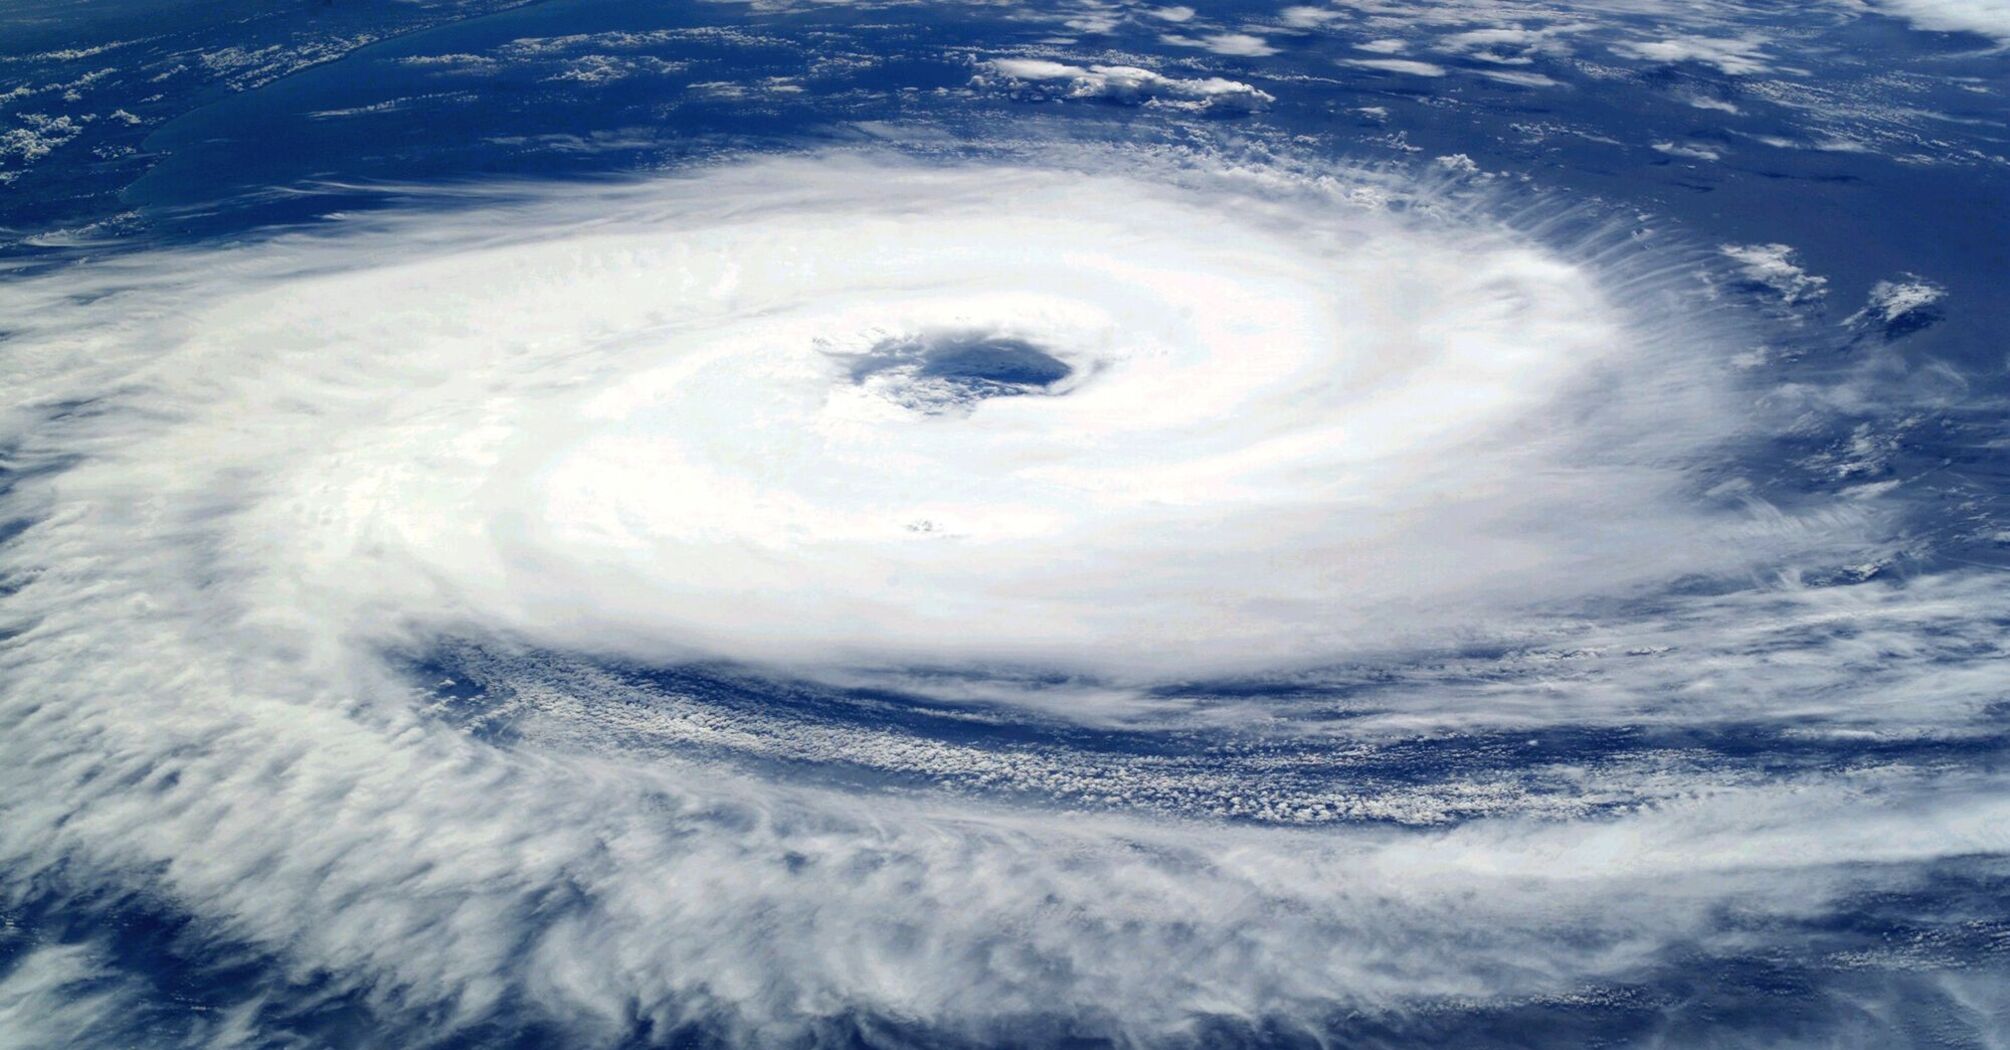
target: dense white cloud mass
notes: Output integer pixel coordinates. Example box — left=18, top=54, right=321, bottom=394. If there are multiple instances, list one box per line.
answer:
left=2, top=154, right=1805, bottom=679
left=1, top=150, right=2002, bottom=1043
left=1861, top=0, right=2010, bottom=41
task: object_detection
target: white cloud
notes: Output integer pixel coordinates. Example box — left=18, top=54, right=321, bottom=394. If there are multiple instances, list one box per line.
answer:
left=1655, top=139, right=1724, bottom=160
left=49, top=157, right=1778, bottom=678
left=1861, top=0, right=2010, bottom=41
left=1685, top=94, right=1743, bottom=113
left=0, top=149, right=1991, bottom=1045
left=0, top=943, right=237, bottom=1050
left=1720, top=242, right=1830, bottom=303
left=1279, top=5, right=1346, bottom=28
left=1613, top=34, right=1774, bottom=75
left=1850, top=273, right=1948, bottom=325
left=1345, top=56, right=1450, bottom=75
left=1, top=112, right=89, bottom=164
left=1435, top=23, right=1584, bottom=64
left=1477, top=68, right=1561, bottom=86
left=975, top=58, right=1275, bottom=112
left=1162, top=31, right=1281, bottom=56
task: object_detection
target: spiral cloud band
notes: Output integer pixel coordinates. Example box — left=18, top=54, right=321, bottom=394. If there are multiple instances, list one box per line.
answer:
left=18, top=155, right=1777, bottom=676
left=4, top=150, right=2004, bottom=1044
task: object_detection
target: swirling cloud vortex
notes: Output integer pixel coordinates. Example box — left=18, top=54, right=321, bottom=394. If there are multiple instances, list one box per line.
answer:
left=24, top=156, right=1753, bottom=676
left=2, top=152, right=1896, bottom=1042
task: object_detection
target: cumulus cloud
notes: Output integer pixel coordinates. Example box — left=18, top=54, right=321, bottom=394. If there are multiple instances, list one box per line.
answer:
left=1859, top=273, right=1948, bottom=321
left=1849, top=273, right=1948, bottom=333
left=1278, top=5, right=1347, bottom=29
left=1161, top=31, right=1281, bottom=56
left=1612, top=34, right=1774, bottom=75
left=1437, top=24, right=1580, bottom=63
left=1720, top=242, right=1830, bottom=304
left=974, top=58, right=1275, bottom=112
left=1, top=112, right=90, bottom=164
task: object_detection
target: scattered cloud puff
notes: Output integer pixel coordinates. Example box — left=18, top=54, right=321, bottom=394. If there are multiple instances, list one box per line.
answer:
left=395, top=28, right=781, bottom=83
left=1264, top=7, right=1593, bottom=87
left=546, top=54, right=690, bottom=84
left=1345, top=57, right=1449, bottom=76
left=1278, top=5, right=1347, bottom=29
left=496, top=30, right=693, bottom=55
left=1849, top=273, right=1948, bottom=333
left=1433, top=152, right=1485, bottom=175
left=1720, top=242, right=1830, bottom=304
left=11, top=40, right=135, bottom=62
left=975, top=58, right=1275, bottom=112
left=1162, top=31, right=1281, bottom=56
left=687, top=76, right=805, bottom=100
left=1437, top=24, right=1582, bottom=64
left=1, top=112, right=89, bottom=164
left=1685, top=94, right=1743, bottom=114
left=1612, top=34, right=1774, bottom=75
left=1655, top=140, right=1725, bottom=160
left=1477, top=68, right=1561, bottom=86
left=1859, top=274, right=1947, bottom=321
left=396, top=52, right=498, bottom=69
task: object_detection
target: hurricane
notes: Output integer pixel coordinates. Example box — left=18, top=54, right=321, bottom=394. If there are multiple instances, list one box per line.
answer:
left=2, top=0, right=2007, bottom=1046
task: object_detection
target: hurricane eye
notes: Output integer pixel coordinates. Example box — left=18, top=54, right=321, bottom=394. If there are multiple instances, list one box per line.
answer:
left=913, top=336, right=1073, bottom=388
left=838, top=330, right=1078, bottom=415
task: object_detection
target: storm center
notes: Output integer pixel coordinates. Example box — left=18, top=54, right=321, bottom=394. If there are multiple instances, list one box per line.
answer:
left=840, top=330, right=1076, bottom=414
